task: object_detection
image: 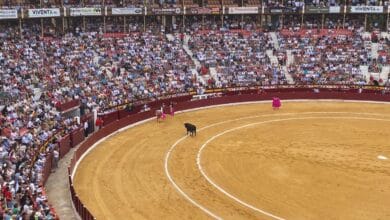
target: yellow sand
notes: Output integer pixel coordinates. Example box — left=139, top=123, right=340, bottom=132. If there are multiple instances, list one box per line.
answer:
left=73, top=101, right=390, bottom=220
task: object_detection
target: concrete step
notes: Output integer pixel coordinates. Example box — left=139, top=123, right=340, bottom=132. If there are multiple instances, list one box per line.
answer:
left=371, top=43, right=379, bottom=60
left=379, top=66, right=390, bottom=85
left=209, top=67, right=218, bottom=81
left=360, top=65, right=370, bottom=84
left=286, top=49, right=294, bottom=66
left=282, top=66, right=294, bottom=84
left=166, top=33, right=174, bottom=41
left=180, top=33, right=205, bottom=85
left=191, top=68, right=205, bottom=86
left=269, top=32, right=279, bottom=49
left=266, top=50, right=278, bottom=65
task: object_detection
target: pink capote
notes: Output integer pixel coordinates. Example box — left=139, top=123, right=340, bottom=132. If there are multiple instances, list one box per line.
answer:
left=272, top=97, right=281, bottom=108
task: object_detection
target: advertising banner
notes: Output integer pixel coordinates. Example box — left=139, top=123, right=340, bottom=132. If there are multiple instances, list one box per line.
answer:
left=70, top=7, right=102, bottom=16
left=188, top=7, right=220, bottom=14
left=228, top=7, right=258, bottom=14
left=329, top=6, right=340, bottom=13
left=112, top=8, right=142, bottom=15
left=268, top=7, right=296, bottom=13
left=151, top=8, right=181, bottom=15
left=28, top=8, right=60, bottom=18
left=306, top=6, right=329, bottom=13
left=350, top=6, right=383, bottom=13
left=0, top=9, right=18, bottom=19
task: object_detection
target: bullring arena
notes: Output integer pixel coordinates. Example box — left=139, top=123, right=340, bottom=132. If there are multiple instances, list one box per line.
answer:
left=71, top=98, right=390, bottom=220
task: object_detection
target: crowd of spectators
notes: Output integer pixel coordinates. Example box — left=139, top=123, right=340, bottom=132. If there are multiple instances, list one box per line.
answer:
left=369, top=32, right=390, bottom=73
left=0, top=15, right=389, bottom=219
left=279, top=30, right=369, bottom=84
left=0, top=21, right=200, bottom=219
left=277, top=16, right=390, bottom=85
left=189, top=30, right=288, bottom=87
left=0, top=24, right=94, bottom=219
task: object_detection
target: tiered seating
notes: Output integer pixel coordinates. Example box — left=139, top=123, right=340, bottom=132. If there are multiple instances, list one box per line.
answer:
left=182, top=0, right=198, bottom=6
left=207, top=0, right=221, bottom=6
left=245, top=0, right=260, bottom=6
left=0, top=27, right=199, bottom=219
left=189, top=31, right=287, bottom=87
left=279, top=32, right=369, bottom=85
left=222, top=0, right=238, bottom=6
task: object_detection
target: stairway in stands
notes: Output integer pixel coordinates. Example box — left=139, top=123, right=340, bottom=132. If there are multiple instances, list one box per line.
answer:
left=269, top=32, right=280, bottom=49
left=285, top=50, right=295, bottom=84
left=380, top=66, right=390, bottom=84
left=269, top=32, right=294, bottom=84
left=366, top=41, right=388, bottom=85
left=267, top=32, right=279, bottom=66
left=265, top=50, right=278, bottom=65
left=286, top=50, right=294, bottom=66
left=371, top=42, right=379, bottom=60
left=180, top=33, right=219, bottom=87
left=379, top=32, right=390, bottom=84
left=167, top=33, right=206, bottom=86
left=360, top=65, right=370, bottom=84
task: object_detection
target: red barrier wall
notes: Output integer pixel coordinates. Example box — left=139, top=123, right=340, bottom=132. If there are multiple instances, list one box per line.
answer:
left=58, top=134, right=71, bottom=159
left=42, top=153, right=53, bottom=185
left=99, top=95, right=193, bottom=126
left=65, top=89, right=390, bottom=220
left=71, top=128, right=85, bottom=148
left=58, top=99, right=80, bottom=112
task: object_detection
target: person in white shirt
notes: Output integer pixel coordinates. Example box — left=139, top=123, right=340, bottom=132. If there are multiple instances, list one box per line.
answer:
left=52, top=148, right=59, bottom=171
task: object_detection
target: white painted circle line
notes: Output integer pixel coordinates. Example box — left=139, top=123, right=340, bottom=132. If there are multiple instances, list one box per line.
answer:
left=378, top=155, right=388, bottom=160
left=165, top=136, right=223, bottom=220
left=197, top=116, right=390, bottom=220
left=165, top=112, right=390, bottom=219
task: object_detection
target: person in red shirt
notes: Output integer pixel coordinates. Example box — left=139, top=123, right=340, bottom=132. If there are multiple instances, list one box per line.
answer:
left=2, top=185, right=12, bottom=208
left=95, top=117, right=104, bottom=130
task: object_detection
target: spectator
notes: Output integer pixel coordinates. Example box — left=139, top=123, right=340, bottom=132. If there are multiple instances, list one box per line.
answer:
left=84, top=121, right=89, bottom=137
left=52, top=148, right=59, bottom=171
left=95, top=118, right=104, bottom=130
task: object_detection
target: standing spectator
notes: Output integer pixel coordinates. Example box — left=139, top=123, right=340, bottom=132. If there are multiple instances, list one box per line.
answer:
left=95, top=118, right=104, bottom=130
left=52, top=148, right=59, bottom=171
left=125, top=103, right=133, bottom=112
left=84, top=121, right=89, bottom=137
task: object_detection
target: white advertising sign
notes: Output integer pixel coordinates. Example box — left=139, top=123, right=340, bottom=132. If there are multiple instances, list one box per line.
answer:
left=329, top=6, right=340, bottom=13
left=350, top=6, right=383, bottom=13
left=112, top=8, right=142, bottom=15
left=28, top=8, right=60, bottom=18
left=0, top=9, right=18, bottom=19
left=70, top=7, right=102, bottom=16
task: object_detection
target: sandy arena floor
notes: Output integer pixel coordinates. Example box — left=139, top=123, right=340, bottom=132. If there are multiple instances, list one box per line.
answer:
left=73, top=101, right=390, bottom=220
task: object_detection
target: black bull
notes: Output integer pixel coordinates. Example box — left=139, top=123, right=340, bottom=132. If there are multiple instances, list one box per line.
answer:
left=184, top=123, right=196, bottom=136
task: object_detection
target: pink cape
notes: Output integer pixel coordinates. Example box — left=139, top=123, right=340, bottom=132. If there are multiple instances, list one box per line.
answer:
left=272, top=97, right=281, bottom=108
